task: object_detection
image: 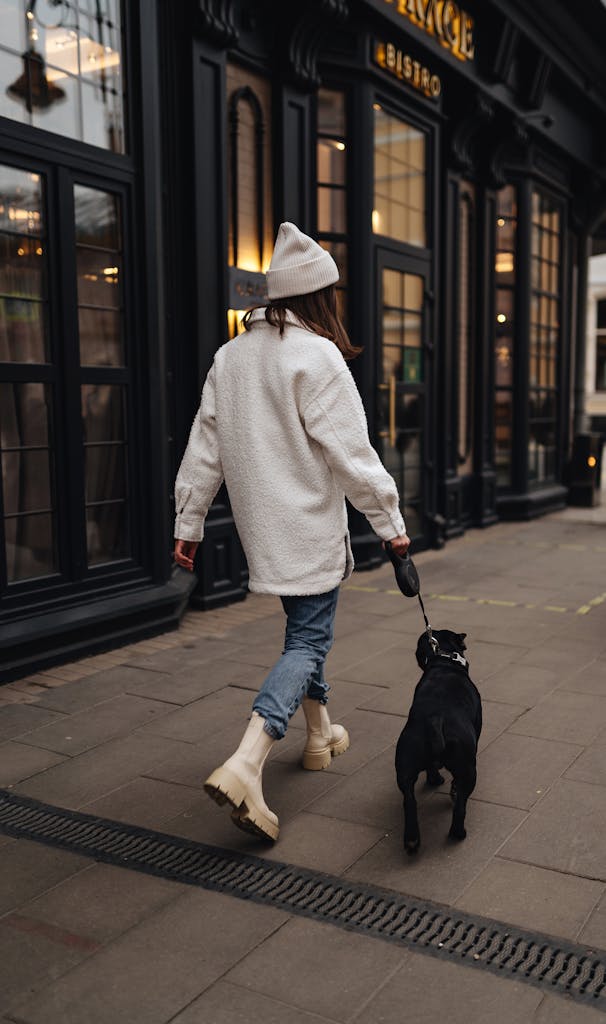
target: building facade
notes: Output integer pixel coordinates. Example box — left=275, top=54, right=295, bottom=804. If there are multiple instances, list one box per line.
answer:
left=1, top=0, right=605, bottom=679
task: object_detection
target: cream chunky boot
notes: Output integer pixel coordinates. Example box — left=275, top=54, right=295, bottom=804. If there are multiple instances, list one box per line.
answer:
left=301, top=696, right=350, bottom=770
left=203, top=711, right=279, bottom=841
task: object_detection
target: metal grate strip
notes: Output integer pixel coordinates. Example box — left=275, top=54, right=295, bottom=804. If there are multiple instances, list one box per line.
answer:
left=0, top=788, right=604, bottom=1013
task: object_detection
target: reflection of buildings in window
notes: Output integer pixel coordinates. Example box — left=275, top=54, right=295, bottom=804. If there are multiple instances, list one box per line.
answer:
left=494, top=185, right=516, bottom=489
left=1, top=0, right=126, bottom=152
left=316, top=89, right=348, bottom=323
left=457, top=182, right=474, bottom=476
left=226, top=63, right=273, bottom=337
left=529, top=189, right=560, bottom=485
left=586, top=252, right=606, bottom=432
left=373, top=105, right=426, bottom=247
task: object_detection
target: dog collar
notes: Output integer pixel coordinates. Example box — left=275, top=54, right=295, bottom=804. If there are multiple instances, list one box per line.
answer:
left=426, top=650, right=469, bottom=671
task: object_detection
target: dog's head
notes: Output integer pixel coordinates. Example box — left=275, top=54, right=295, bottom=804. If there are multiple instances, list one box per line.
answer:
left=415, top=629, right=467, bottom=670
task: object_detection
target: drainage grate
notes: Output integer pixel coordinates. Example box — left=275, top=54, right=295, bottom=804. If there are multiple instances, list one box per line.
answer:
left=1, top=788, right=604, bottom=1012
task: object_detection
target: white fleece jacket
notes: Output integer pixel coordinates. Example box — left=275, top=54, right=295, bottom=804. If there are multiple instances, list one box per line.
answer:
left=174, top=307, right=406, bottom=595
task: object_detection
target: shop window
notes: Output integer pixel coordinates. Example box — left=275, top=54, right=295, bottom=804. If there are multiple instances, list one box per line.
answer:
left=495, top=185, right=516, bottom=489
left=226, top=63, right=273, bottom=336
left=0, top=164, right=58, bottom=583
left=316, top=89, right=348, bottom=323
left=457, top=183, right=475, bottom=476
left=0, top=0, right=126, bottom=153
left=373, top=106, right=426, bottom=247
left=596, top=298, right=606, bottom=391
left=529, top=189, right=560, bottom=485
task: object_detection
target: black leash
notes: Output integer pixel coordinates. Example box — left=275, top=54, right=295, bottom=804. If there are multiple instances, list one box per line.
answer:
left=385, top=542, right=437, bottom=652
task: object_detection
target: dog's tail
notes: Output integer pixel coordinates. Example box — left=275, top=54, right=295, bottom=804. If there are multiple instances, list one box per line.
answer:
left=426, top=715, right=446, bottom=759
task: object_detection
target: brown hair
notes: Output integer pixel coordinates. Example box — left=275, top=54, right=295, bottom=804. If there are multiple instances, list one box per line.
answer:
left=242, top=284, right=362, bottom=361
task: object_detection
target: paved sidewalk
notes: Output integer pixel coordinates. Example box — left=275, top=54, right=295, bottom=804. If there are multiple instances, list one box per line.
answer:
left=0, top=509, right=605, bottom=1022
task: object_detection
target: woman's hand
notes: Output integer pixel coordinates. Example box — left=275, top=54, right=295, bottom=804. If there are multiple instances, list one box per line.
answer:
left=382, top=534, right=411, bottom=556
left=173, top=539, right=199, bottom=572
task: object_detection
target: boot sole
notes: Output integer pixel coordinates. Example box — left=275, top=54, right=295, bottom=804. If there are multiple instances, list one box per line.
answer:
left=302, top=729, right=350, bottom=771
left=203, top=767, right=279, bottom=842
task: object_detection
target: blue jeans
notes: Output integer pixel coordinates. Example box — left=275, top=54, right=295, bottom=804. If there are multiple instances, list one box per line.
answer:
left=252, top=585, right=340, bottom=740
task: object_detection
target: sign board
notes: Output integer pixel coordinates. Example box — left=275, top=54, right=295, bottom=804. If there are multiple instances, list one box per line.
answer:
left=374, top=40, right=442, bottom=99
left=380, top=0, right=475, bottom=62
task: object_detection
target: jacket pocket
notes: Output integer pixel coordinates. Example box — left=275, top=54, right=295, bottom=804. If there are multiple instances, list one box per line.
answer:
left=341, top=532, right=354, bottom=580
left=176, top=484, right=193, bottom=516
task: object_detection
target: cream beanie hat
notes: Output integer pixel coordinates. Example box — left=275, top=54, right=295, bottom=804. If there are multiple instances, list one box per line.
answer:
left=266, top=222, right=339, bottom=300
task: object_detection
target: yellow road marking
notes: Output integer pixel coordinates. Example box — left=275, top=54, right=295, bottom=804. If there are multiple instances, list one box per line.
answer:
left=343, top=584, right=605, bottom=616
left=544, top=606, right=568, bottom=613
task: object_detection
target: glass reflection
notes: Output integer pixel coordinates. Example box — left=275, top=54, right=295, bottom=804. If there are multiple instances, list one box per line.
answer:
left=373, top=107, right=426, bottom=246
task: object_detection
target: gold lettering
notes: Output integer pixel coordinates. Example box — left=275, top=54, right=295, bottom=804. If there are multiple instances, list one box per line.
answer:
left=412, top=60, right=421, bottom=86
left=403, top=53, right=412, bottom=79
left=459, top=12, right=475, bottom=59
left=421, top=67, right=430, bottom=93
left=386, top=42, right=396, bottom=68
left=424, top=0, right=440, bottom=36
left=374, top=39, right=442, bottom=100
left=383, top=0, right=474, bottom=61
left=430, top=74, right=441, bottom=97
left=442, top=1, right=458, bottom=47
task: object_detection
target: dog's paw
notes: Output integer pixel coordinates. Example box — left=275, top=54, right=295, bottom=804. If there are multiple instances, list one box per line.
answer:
left=405, top=837, right=420, bottom=855
left=448, top=825, right=467, bottom=841
left=427, top=771, right=445, bottom=787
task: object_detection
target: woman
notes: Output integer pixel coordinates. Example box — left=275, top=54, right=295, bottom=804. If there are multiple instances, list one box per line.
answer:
left=173, top=222, right=410, bottom=842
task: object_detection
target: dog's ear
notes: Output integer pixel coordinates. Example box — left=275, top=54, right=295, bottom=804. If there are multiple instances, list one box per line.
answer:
left=458, top=632, right=467, bottom=650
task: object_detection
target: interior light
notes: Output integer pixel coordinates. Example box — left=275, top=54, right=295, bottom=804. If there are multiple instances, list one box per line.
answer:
left=373, top=103, right=382, bottom=111
left=588, top=455, right=597, bottom=468
left=497, top=313, right=507, bottom=323
left=495, top=252, right=514, bottom=274
left=497, top=218, right=505, bottom=227
left=103, top=266, right=119, bottom=276
left=372, top=209, right=381, bottom=232
left=335, top=141, right=345, bottom=151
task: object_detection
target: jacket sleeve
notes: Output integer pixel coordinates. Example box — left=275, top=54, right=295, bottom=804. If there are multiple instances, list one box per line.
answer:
left=301, top=366, right=406, bottom=541
left=173, top=361, right=224, bottom=542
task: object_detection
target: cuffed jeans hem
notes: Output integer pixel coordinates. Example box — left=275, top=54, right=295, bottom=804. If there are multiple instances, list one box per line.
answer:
left=261, top=717, right=281, bottom=741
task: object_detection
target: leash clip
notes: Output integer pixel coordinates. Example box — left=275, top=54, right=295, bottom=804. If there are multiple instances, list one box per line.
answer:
left=426, top=624, right=438, bottom=654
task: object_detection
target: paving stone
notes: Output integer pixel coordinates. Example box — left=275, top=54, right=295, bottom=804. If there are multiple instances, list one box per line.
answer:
left=0, top=839, right=89, bottom=916
left=19, top=694, right=174, bottom=756
left=273, top=708, right=404, bottom=776
left=13, top=732, right=188, bottom=808
left=344, top=795, right=527, bottom=904
left=464, top=640, right=530, bottom=684
left=475, top=733, right=583, bottom=810
left=9, top=888, right=288, bottom=1024
left=80, top=777, right=204, bottom=829
left=260, top=811, right=384, bottom=874
left=500, top=779, right=606, bottom=881
left=30, top=665, right=150, bottom=714
left=455, top=858, right=604, bottom=940
left=164, top=792, right=278, bottom=855
left=565, top=737, right=606, bottom=788
left=122, top=637, right=243, bottom=675
left=313, top=678, right=393, bottom=718
left=325, top=631, right=401, bottom=677
left=0, top=742, right=67, bottom=787
left=137, top=686, right=255, bottom=744
left=557, top=661, right=606, bottom=697
left=508, top=690, right=606, bottom=745
left=478, top=700, right=527, bottom=752
left=355, top=946, right=542, bottom=1024
left=20, top=862, right=187, bottom=943
left=533, top=994, right=606, bottom=1023
left=479, top=663, right=561, bottom=707
left=578, top=891, right=606, bottom=951
left=334, top=641, right=423, bottom=687
left=357, top=680, right=415, bottom=717
left=0, top=916, right=92, bottom=1017
left=0, top=705, right=66, bottom=741
left=170, top=980, right=335, bottom=1024
left=224, top=915, right=404, bottom=1021
left=126, top=657, right=269, bottom=703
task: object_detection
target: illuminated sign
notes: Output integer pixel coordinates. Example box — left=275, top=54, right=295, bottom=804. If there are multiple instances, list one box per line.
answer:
left=382, top=0, right=475, bottom=62
left=374, top=41, right=442, bottom=100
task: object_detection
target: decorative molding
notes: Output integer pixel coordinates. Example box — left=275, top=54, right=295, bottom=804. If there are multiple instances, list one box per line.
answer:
left=487, top=117, right=530, bottom=189
left=481, top=18, right=518, bottom=85
left=196, top=0, right=238, bottom=48
left=526, top=54, right=552, bottom=111
left=449, top=92, right=495, bottom=174
left=228, top=85, right=265, bottom=269
left=279, top=0, right=349, bottom=89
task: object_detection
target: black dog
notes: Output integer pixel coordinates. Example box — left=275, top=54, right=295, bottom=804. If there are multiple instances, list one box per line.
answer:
left=395, top=629, right=482, bottom=854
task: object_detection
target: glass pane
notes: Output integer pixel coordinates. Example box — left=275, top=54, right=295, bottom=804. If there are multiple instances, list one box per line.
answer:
left=85, top=445, right=126, bottom=502
left=0, top=232, right=45, bottom=298
left=597, top=300, right=606, bottom=330
left=0, top=381, right=51, bottom=448
left=317, top=186, right=346, bottom=234
left=2, top=449, right=51, bottom=514
left=4, top=511, right=57, bottom=582
left=317, top=140, right=345, bottom=186
left=0, top=1, right=24, bottom=51
left=74, top=186, right=121, bottom=248
left=495, top=338, right=513, bottom=388
left=404, top=273, right=423, bottom=311
left=31, top=68, right=80, bottom=138
left=0, top=297, right=47, bottom=362
left=318, top=89, right=345, bottom=136
left=78, top=307, right=123, bottom=366
left=373, top=107, right=426, bottom=247
left=383, top=269, right=401, bottom=308
left=495, top=391, right=512, bottom=487
left=498, top=185, right=516, bottom=219
left=0, top=166, right=44, bottom=235
left=76, top=248, right=121, bottom=307
left=403, top=312, right=421, bottom=348
left=86, top=502, right=128, bottom=565
left=81, top=384, right=125, bottom=442
left=81, top=79, right=124, bottom=152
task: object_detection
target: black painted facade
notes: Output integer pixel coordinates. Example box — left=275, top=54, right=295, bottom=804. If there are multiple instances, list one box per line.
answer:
left=1, top=0, right=605, bottom=680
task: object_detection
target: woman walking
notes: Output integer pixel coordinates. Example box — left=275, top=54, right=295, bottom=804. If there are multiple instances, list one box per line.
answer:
left=173, top=222, right=410, bottom=842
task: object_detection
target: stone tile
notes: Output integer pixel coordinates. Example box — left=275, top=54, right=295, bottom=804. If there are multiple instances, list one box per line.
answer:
left=9, top=888, right=288, bottom=1024
left=0, top=839, right=89, bottom=916
left=80, top=777, right=204, bottom=829
left=122, top=637, right=242, bottom=675
left=20, top=862, right=187, bottom=943
left=124, top=658, right=268, bottom=703
left=465, top=640, right=530, bottom=684
left=20, top=694, right=174, bottom=756
left=260, top=811, right=384, bottom=874
left=0, top=742, right=67, bottom=787
left=558, top=661, right=606, bottom=697
left=478, top=700, right=527, bottom=752
left=565, top=738, right=606, bottom=787
left=273, top=709, right=404, bottom=776
left=455, top=858, right=604, bottom=940
left=138, top=686, right=255, bottom=744
left=500, top=779, right=606, bottom=881
left=355, top=946, right=542, bottom=1024
left=305, top=746, right=408, bottom=830
left=508, top=691, right=606, bottom=745
left=357, top=680, right=415, bottom=717
left=578, top=892, right=606, bottom=951
left=225, top=915, right=404, bottom=1021
left=334, top=642, right=421, bottom=688
left=475, top=733, right=582, bottom=810
left=533, top=994, right=606, bottom=1023
left=171, top=980, right=335, bottom=1024
left=0, top=705, right=66, bottom=741
left=13, top=732, right=188, bottom=808
left=344, top=796, right=527, bottom=904
left=164, top=793, right=278, bottom=856
left=315, top=678, right=394, bottom=718
left=0, top=916, right=92, bottom=1017
left=325, top=631, right=401, bottom=677
left=30, top=665, right=146, bottom=714
left=479, top=664, right=561, bottom=708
